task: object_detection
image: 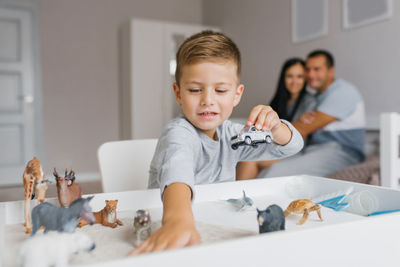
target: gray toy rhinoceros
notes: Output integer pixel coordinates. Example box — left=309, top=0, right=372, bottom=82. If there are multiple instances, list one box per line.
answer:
left=31, top=196, right=95, bottom=236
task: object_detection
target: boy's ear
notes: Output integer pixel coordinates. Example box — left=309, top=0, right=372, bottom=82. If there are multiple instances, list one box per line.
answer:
left=233, top=84, right=244, bottom=107
left=173, top=82, right=182, bottom=106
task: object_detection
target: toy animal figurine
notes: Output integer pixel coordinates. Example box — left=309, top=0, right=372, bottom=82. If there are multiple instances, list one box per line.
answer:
left=226, top=190, right=254, bottom=211
left=257, top=204, right=285, bottom=233
left=23, top=157, right=49, bottom=234
left=20, top=232, right=95, bottom=267
left=30, top=196, right=95, bottom=236
left=54, top=168, right=82, bottom=207
left=78, top=200, right=123, bottom=228
left=284, top=199, right=323, bottom=225
left=133, top=209, right=151, bottom=244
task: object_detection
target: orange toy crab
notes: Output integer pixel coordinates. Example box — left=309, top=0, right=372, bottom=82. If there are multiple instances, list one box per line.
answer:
left=284, top=199, right=323, bottom=225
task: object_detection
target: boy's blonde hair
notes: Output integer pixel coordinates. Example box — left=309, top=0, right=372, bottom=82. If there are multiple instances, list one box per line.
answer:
left=175, top=30, right=241, bottom=86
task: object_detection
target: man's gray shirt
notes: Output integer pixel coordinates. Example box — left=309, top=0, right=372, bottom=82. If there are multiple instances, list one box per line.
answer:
left=148, top=117, right=303, bottom=194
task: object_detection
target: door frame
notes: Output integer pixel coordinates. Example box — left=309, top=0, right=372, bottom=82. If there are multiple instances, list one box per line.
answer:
left=0, top=1, right=44, bottom=185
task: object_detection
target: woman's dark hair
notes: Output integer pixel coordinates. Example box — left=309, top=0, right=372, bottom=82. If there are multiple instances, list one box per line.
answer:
left=270, top=58, right=307, bottom=121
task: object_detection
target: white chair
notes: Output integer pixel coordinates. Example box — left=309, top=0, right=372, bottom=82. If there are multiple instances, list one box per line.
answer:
left=98, top=139, right=158, bottom=193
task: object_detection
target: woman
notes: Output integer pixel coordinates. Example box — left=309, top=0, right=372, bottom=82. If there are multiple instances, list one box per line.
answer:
left=270, top=57, right=315, bottom=122
left=236, top=58, right=316, bottom=180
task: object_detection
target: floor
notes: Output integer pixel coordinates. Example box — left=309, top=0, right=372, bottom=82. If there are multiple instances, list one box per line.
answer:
left=0, top=180, right=103, bottom=202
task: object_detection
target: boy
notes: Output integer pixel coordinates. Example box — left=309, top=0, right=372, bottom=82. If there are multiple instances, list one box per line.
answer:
left=129, top=31, right=303, bottom=255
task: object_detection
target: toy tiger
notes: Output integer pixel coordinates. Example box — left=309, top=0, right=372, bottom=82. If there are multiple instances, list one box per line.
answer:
left=78, top=200, right=123, bottom=228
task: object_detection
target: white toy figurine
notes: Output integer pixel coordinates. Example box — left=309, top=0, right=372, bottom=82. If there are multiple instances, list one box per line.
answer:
left=20, top=232, right=95, bottom=267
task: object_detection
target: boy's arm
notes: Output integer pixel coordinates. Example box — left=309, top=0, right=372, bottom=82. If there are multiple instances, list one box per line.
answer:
left=291, top=110, right=337, bottom=139
left=129, top=182, right=200, bottom=255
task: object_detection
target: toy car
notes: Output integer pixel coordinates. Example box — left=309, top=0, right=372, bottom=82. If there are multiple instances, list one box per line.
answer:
left=231, top=125, right=273, bottom=150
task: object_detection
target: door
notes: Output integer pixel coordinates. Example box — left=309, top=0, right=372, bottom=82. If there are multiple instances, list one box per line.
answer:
left=0, top=6, right=38, bottom=185
left=121, top=19, right=219, bottom=140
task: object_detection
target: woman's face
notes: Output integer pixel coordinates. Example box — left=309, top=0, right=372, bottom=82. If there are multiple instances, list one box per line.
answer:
left=284, top=63, right=306, bottom=96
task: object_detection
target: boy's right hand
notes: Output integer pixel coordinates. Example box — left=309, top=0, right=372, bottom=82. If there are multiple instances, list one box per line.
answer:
left=128, top=182, right=201, bottom=256
left=128, top=217, right=201, bottom=255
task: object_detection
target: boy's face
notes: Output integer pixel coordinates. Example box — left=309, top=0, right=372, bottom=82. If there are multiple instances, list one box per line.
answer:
left=173, top=61, right=244, bottom=139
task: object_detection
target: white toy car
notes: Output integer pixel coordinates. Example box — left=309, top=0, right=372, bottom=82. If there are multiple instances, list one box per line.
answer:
left=231, top=125, right=273, bottom=150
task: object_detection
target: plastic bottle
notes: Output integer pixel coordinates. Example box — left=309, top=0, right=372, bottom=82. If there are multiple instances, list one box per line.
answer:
left=345, top=191, right=379, bottom=216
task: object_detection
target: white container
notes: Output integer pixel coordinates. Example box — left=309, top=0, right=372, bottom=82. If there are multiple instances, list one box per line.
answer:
left=3, top=175, right=400, bottom=267
left=345, top=190, right=379, bottom=216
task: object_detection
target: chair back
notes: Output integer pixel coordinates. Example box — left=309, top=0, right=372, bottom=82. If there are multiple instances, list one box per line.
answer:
left=380, top=113, right=400, bottom=189
left=98, top=139, right=158, bottom=193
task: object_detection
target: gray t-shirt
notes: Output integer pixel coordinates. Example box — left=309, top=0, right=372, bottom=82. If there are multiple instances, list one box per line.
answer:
left=148, top=117, right=303, bottom=195
left=309, top=78, right=366, bottom=162
left=290, top=91, right=317, bottom=122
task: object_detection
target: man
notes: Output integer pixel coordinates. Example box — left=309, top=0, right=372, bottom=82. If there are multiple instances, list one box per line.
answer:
left=256, top=49, right=366, bottom=178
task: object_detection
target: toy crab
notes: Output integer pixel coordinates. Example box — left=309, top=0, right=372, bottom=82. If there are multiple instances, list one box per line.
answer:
left=284, top=199, right=323, bottom=225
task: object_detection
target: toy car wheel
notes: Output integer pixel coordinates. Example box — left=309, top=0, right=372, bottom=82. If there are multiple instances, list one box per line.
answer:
left=265, top=135, right=272, bottom=144
left=231, top=144, right=238, bottom=150
left=245, top=136, right=252, bottom=145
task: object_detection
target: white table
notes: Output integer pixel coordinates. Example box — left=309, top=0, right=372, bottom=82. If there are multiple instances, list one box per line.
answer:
left=2, top=175, right=400, bottom=267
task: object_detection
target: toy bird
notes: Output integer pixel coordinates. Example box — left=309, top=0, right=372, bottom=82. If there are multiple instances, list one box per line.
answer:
left=226, top=190, right=254, bottom=211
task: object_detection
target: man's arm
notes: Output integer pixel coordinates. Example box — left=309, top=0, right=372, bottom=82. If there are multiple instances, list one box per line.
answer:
left=129, top=182, right=200, bottom=255
left=291, top=110, right=337, bottom=139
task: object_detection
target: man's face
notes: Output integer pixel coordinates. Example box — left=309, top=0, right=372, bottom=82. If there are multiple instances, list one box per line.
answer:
left=173, top=61, right=244, bottom=139
left=306, top=55, right=335, bottom=92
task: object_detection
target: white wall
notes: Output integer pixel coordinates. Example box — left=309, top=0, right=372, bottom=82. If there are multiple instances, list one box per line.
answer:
left=4, top=0, right=395, bottom=182
left=203, top=0, right=400, bottom=129
left=20, top=0, right=203, bottom=177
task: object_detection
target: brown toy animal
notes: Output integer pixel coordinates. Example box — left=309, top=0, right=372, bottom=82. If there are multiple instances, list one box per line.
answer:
left=54, top=168, right=82, bottom=207
left=284, top=199, right=323, bottom=225
left=23, top=157, right=49, bottom=234
left=78, top=200, right=123, bottom=228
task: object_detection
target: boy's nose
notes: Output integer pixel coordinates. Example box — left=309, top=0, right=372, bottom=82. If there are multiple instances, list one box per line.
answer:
left=200, top=89, right=215, bottom=106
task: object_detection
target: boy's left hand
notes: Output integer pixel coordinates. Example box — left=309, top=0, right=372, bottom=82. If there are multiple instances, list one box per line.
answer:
left=246, top=105, right=292, bottom=145
left=246, top=105, right=281, bottom=133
